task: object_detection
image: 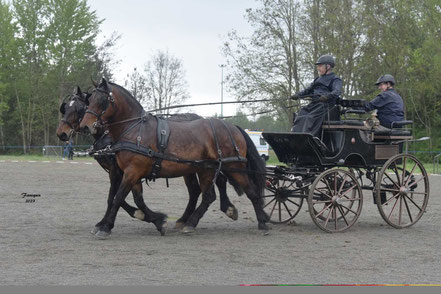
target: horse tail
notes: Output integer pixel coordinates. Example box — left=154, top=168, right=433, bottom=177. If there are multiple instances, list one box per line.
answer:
left=235, top=126, right=266, bottom=198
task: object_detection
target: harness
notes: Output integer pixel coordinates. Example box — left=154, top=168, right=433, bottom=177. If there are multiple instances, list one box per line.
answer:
left=87, top=90, right=247, bottom=181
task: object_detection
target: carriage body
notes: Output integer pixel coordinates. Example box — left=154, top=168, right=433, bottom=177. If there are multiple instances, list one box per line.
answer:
left=261, top=99, right=429, bottom=233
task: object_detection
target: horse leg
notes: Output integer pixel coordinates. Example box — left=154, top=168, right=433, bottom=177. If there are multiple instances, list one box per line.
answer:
left=227, top=172, right=270, bottom=232
left=176, top=174, right=201, bottom=229
left=94, top=172, right=137, bottom=239
left=92, top=164, right=139, bottom=234
left=182, top=173, right=217, bottom=234
left=130, top=181, right=168, bottom=236
left=217, top=174, right=238, bottom=220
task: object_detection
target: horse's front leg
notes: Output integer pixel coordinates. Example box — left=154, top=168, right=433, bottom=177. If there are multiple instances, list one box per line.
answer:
left=175, top=174, right=201, bottom=229
left=130, top=181, right=168, bottom=236
left=217, top=174, right=238, bottom=221
left=92, top=165, right=138, bottom=234
left=94, top=172, right=137, bottom=239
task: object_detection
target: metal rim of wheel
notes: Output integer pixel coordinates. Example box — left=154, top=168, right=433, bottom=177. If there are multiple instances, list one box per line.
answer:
left=308, top=169, right=363, bottom=233
left=263, top=174, right=305, bottom=224
left=376, top=153, right=429, bottom=229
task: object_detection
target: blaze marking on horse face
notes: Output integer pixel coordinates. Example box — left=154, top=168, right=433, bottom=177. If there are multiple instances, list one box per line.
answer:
left=134, top=210, right=145, bottom=220
left=69, top=100, right=75, bottom=107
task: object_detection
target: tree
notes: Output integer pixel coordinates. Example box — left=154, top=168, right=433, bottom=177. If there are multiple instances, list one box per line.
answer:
left=223, top=0, right=303, bottom=123
left=0, top=1, right=15, bottom=149
left=143, top=50, right=189, bottom=114
left=124, top=67, right=148, bottom=105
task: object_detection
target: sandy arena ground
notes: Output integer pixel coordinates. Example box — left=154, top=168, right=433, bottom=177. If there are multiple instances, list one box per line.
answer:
left=0, top=159, right=440, bottom=285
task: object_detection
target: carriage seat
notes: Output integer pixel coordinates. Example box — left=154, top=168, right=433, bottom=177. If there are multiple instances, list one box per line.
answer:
left=372, top=120, right=413, bottom=140
left=323, top=120, right=365, bottom=127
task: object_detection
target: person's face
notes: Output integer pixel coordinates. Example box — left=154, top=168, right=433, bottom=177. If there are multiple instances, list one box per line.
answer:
left=316, top=64, right=329, bottom=76
left=378, top=82, right=389, bottom=92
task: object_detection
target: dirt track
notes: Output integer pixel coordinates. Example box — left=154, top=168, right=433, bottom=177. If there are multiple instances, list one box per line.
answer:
left=1, top=159, right=440, bottom=285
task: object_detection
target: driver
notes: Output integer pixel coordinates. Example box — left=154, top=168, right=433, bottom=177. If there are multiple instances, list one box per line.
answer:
left=363, top=74, right=404, bottom=130
left=290, top=54, right=342, bottom=137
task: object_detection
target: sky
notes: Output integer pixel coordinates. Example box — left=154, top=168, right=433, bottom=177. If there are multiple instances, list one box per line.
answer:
left=87, top=0, right=260, bottom=117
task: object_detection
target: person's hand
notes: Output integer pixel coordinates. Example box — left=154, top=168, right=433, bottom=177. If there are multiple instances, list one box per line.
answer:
left=290, top=93, right=300, bottom=100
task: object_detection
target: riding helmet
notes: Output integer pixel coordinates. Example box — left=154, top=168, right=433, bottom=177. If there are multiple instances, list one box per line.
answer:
left=375, top=74, right=395, bottom=85
left=315, top=55, right=336, bottom=68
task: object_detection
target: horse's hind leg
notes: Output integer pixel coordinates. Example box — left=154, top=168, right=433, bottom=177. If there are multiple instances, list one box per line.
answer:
left=217, top=174, right=238, bottom=221
left=176, top=174, right=201, bottom=229
left=182, top=173, right=217, bottom=234
left=228, top=172, right=269, bottom=231
left=131, top=181, right=167, bottom=236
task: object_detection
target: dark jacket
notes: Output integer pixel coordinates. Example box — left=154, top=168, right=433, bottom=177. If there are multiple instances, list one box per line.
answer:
left=364, top=89, right=404, bottom=128
left=298, top=72, right=342, bottom=106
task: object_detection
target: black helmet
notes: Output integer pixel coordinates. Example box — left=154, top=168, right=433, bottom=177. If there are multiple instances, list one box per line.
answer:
left=315, top=55, right=335, bottom=67
left=375, top=74, right=395, bottom=85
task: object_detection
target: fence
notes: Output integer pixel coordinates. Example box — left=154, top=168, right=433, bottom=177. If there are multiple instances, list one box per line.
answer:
left=0, top=145, right=91, bottom=157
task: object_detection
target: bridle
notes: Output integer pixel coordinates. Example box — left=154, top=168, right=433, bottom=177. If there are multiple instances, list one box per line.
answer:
left=61, top=95, right=87, bottom=131
left=85, top=87, right=115, bottom=129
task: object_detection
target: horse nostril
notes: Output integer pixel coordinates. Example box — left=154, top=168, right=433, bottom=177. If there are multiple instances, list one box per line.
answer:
left=58, top=133, right=67, bottom=141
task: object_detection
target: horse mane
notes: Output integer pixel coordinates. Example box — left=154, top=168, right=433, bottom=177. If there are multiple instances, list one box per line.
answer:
left=109, top=82, right=144, bottom=110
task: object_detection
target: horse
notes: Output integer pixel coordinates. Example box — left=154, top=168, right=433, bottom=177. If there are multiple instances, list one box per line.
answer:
left=56, top=86, right=239, bottom=237
left=79, top=78, right=269, bottom=238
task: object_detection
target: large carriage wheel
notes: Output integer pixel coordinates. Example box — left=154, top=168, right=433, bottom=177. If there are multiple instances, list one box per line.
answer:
left=308, top=169, right=363, bottom=233
left=263, top=174, right=305, bottom=224
left=376, top=154, right=429, bottom=228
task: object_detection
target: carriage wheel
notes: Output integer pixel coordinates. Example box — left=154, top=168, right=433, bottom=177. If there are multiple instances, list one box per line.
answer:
left=376, top=154, right=429, bottom=228
left=263, top=174, right=304, bottom=224
left=308, top=169, right=363, bottom=233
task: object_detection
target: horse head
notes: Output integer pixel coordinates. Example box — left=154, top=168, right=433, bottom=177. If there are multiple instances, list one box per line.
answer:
left=56, top=86, right=89, bottom=141
left=80, top=78, right=143, bottom=136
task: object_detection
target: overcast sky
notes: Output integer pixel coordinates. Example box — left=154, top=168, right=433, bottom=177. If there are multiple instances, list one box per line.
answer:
left=87, top=0, right=259, bottom=116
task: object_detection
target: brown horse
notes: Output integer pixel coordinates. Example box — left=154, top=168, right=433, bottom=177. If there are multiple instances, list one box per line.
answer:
left=56, top=86, right=239, bottom=237
left=79, top=78, right=269, bottom=238
left=56, top=86, right=167, bottom=236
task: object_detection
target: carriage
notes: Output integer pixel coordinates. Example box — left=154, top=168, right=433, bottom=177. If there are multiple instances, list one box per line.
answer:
left=261, top=99, right=430, bottom=233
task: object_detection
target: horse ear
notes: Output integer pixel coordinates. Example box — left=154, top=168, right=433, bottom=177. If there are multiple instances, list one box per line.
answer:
left=73, top=86, right=82, bottom=96
left=84, top=93, right=91, bottom=106
left=99, top=77, right=109, bottom=90
left=60, top=102, right=66, bottom=114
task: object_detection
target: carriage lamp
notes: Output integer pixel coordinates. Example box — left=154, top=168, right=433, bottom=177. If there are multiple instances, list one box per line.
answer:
left=351, top=137, right=356, bottom=144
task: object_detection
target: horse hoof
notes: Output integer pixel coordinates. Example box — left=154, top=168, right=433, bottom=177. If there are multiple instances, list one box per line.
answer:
left=90, top=226, right=100, bottom=235
left=261, top=230, right=270, bottom=236
left=95, top=230, right=111, bottom=239
left=159, top=219, right=168, bottom=236
left=258, top=223, right=271, bottom=231
left=175, top=222, right=185, bottom=230
left=226, top=207, right=238, bottom=221
left=181, top=226, right=195, bottom=234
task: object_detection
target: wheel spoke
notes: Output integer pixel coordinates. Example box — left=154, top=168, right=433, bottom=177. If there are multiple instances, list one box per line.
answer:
left=401, top=156, right=407, bottom=186
left=286, top=198, right=301, bottom=207
left=268, top=200, right=277, bottom=218
left=404, top=163, right=418, bottom=186
left=324, top=206, right=333, bottom=228
left=337, top=174, right=349, bottom=195
left=399, top=194, right=403, bottom=225
left=383, top=192, right=400, bottom=206
left=404, top=194, right=423, bottom=212
left=322, top=176, right=334, bottom=196
left=334, top=206, right=338, bottom=230
left=278, top=201, right=282, bottom=222
left=387, top=195, right=400, bottom=221
left=314, top=202, right=333, bottom=218
left=384, top=172, right=401, bottom=190
left=263, top=197, right=276, bottom=208
left=282, top=202, right=293, bottom=218
left=338, top=203, right=359, bottom=216
left=402, top=196, right=414, bottom=223
left=339, top=197, right=362, bottom=202
left=340, top=184, right=357, bottom=197
left=380, top=187, right=401, bottom=193
left=337, top=205, right=349, bottom=226
left=314, top=187, right=333, bottom=200
left=408, top=176, right=426, bottom=190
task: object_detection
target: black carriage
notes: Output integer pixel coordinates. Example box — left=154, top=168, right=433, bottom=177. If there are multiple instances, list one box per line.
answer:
left=262, top=99, right=429, bottom=232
